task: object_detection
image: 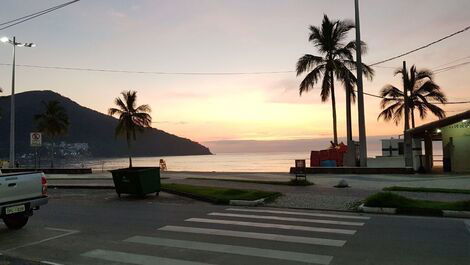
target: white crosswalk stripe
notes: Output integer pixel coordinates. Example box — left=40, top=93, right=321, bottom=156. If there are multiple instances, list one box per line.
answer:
left=82, top=207, right=371, bottom=265
left=159, top=225, right=346, bottom=247
left=226, top=208, right=370, bottom=220
left=82, top=249, right=213, bottom=265
left=125, top=236, right=333, bottom=265
left=208, top=212, right=365, bottom=226
left=186, top=217, right=357, bottom=235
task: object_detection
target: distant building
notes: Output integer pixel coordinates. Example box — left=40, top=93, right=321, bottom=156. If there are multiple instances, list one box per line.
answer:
left=367, top=110, right=470, bottom=173
left=406, top=110, right=470, bottom=173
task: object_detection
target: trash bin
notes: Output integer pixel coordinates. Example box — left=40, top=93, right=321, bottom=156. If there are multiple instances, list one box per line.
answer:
left=110, top=167, right=160, bottom=197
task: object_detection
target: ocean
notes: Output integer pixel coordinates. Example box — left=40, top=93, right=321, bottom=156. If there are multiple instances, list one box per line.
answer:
left=82, top=150, right=385, bottom=173
left=77, top=140, right=444, bottom=172
left=26, top=137, right=444, bottom=172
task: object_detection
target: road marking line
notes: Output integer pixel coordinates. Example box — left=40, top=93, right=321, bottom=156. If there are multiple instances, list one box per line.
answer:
left=159, top=225, right=346, bottom=247
left=126, top=236, right=333, bottom=265
left=82, top=249, right=214, bottom=265
left=226, top=208, right=370, bottom=220
left=2, top=227, right=79, bottom=252
left=208, top=212, right=364, bottom=226
left=186, top=218, right=356, bottom=235
left=41, top=261, right=64, bottom=265
left=465, top=220, right=470, bottom=234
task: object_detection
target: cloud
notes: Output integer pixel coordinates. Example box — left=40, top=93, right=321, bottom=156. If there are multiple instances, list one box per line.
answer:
left=265, top=78, right=321, bottom=105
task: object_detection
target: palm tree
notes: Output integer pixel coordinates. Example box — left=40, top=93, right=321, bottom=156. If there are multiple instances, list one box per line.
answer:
left=108, top=90, right=152, bottom=168
left=378, top=65, right=447, bottom=129
left=296, top=15, right=374, bottom=145
left=34, top=100, right=69, bottom=168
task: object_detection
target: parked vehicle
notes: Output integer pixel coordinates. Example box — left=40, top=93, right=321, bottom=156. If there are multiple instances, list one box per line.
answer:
left=0, top=171, right=48, bottom=229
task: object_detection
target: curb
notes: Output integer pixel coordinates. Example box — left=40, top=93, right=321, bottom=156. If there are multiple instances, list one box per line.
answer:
left=229, top=198, right=265, bottom=206
left=49, top=184, right=115, bottom=189
left=358, top=204, right=397, bottom=214
left=442, top=210, right=470, bottom=218
left=358, top=204, right=470, bottom=218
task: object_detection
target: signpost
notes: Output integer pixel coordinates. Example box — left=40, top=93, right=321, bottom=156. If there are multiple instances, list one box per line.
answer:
left=30, top=132, right=42, bottom=147
left=30, top=132, right=42, bottom=168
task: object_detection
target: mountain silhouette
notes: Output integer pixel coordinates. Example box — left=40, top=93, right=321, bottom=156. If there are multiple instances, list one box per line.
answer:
left=0, top=90, right=212, bottom=158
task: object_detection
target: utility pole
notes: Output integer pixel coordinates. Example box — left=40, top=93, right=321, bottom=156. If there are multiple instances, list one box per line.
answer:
left=403, top=61, right=413, bottom=167
left=1, top=36, right=36, bottom=168
left=403, top=61, right=409, bottom=132
left=9, top=37, right=16, bottom=168
left=354, top=0, right=367, bottom=166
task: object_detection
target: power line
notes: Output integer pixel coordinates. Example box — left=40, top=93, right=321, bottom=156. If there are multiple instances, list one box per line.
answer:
left=432, top=55, right=470, bottom=69
left=369, top=25, right=470, bottom=66
left=0, top=63, right=295, bottom=75
left=0, top=0, right=80, bottom=31
left=434, top=61, right=470, bottom=74
left=361, top=90, right=470, bottom=104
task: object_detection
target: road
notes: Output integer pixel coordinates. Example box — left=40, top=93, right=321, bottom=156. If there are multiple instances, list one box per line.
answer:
left=1, top=189, right=469, bottom=265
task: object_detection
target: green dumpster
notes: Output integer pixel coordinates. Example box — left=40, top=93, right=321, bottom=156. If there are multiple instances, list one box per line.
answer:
left=110, top=167, right=160, bottom=197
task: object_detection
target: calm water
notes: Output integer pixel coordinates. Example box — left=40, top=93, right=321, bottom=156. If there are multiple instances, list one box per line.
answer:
left=31, top=143, right=443, bottom=172
left=83, top=150, right=385, bottom=173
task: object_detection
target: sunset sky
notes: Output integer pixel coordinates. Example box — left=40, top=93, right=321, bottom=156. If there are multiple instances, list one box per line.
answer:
left=0, top=0, right=469, bottom=147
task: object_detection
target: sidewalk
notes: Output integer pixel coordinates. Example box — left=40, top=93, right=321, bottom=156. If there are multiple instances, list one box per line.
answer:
left=47, top=172, right=470, bottom=211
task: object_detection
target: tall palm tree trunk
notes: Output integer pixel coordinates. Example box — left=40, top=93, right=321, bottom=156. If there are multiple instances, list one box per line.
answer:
left=330, top=72, right=338, bottom=145
left=411, top=108, right=416, bottom=128
left=126, top=133, right=133, bottom=168
left=345, top=85, right=352, bottom=144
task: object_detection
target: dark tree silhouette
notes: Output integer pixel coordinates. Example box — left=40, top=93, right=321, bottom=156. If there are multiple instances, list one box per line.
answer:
left=378, top=65, right=447, bottom=129
left=34, top=100, right=69, bottom=167
left=108, top=90, right=152, bottom=167
left=296, top=15, right=373, bottom=144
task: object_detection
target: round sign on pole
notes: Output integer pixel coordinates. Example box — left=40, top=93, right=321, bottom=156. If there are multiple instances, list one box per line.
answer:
left=30, top=132, right=42, bottom=147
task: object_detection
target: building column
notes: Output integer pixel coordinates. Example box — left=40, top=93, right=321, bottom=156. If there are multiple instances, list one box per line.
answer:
left=424, top=133, right=433, bottom=172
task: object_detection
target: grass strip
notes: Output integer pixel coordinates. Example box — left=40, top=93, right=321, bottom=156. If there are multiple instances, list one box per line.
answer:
left=186, top=177, right=313, bottom=186
left=383, top=186, right=470, bottom=195
left=161, top=183, right=281, bottom=204
left=364, top=192, right=470, bottom=215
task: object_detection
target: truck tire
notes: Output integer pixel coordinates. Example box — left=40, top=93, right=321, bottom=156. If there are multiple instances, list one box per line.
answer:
left=3, top=214, right=29, bottom=230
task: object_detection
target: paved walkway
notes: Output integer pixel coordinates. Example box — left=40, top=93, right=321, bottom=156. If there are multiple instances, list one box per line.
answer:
left=47, top=171, right=470, bottom=211
left=48, top=171, right=470, bottom=190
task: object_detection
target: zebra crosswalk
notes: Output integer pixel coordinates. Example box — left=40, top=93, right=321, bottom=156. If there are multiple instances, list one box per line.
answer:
left=81, top=207, right=371, bottom=265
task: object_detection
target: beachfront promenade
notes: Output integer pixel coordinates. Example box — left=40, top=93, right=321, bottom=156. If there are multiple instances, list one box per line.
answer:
left=48, top=171, right=470, bottom=210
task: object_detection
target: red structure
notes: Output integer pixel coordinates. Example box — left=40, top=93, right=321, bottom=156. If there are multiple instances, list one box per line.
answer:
left=310, top=143, right=348, bottom=167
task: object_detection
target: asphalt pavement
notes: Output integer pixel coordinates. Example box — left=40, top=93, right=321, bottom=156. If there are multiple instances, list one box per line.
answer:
left=0, top=189, right=469, bottom=265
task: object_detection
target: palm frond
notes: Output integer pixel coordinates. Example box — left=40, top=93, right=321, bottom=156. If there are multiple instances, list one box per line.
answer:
left=415, top=80, right=447, bottom=103
left=299, top=64, right=325, bottom=95
left=296, top=54, right=324, bottom=76
left=114, top=97, right=128, bottom=112
left=135, top=104, right=151, bottom=113
left=423, top=101, right=446, bottom=119
left=380, top=84, right=403, bottom=98
left=415, top=69, right=434, bottom=81
left=378, top=101, right=403, bottom=124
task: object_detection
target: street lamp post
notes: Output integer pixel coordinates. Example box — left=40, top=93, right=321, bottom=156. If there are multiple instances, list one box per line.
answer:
left=1, top=36, right=35, bottom=168
left=354, top=0, right=368, bottom=167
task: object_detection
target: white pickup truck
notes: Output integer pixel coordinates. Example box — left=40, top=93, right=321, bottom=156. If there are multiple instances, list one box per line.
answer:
left=0, top=171, right=48, bottom=229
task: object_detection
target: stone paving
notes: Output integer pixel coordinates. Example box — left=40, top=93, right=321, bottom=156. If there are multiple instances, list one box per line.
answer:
left=47, top=172, right=470, bottom=211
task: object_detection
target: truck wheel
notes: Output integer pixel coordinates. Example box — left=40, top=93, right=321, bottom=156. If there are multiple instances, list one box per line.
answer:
left=3, top=214, right=29, bottom=230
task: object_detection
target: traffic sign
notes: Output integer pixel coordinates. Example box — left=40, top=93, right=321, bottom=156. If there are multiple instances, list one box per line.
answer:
left=30, top=132, right=42, bottom=147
